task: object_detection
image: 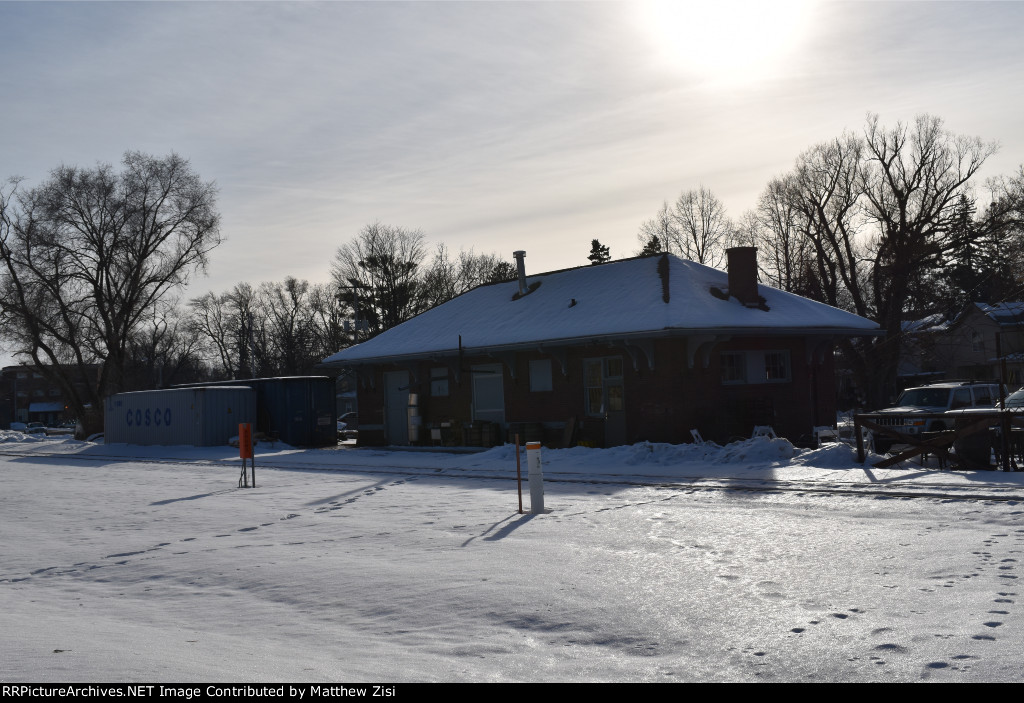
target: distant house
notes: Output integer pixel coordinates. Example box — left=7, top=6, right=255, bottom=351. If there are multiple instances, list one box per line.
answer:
left=900, top=303, right=1024, bottom=388
left=320, top=249, right=881, bottom=447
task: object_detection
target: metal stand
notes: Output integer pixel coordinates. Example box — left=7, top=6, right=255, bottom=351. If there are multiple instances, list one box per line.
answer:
left=238, top=456, right=255, bottom=488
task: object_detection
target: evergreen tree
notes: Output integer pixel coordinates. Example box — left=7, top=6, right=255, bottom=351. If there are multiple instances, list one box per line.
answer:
left=639, top=233, right=662, bottom=256
left=588, top=239, right=611, bottom=265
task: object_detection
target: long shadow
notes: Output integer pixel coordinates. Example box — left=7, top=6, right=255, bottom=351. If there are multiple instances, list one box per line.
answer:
left=150, top=489, right=237, bottom=506
left=459, top=513, right=538, bottom=547
left=481, top=513, right=538, bottom=542
left=303, top=478, right=392, bottom=506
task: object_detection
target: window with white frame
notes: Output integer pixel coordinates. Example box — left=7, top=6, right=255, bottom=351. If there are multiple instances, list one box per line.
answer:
left=720, top=350, right=791, bottom=385
left=529, top=359, right=553, bottom=392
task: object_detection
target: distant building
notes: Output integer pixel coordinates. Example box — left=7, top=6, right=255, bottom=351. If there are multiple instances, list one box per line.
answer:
left=901, top=303, right=1024, bottom=388
left=320, top=249, right=881, bottom=447
left=0, top=364, right=99, bottom=427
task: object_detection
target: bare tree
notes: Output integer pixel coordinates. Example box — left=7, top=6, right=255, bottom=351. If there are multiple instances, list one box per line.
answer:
left=307, top=282, right=349, bottom=363
left=636, top=188, right=733, bottom=266
left=124, top=301, right=210, bottom=389
left=788, top=134, right=867, bottom=314
left=858, top=114, right=999, bottom=405
left=636, top=201, right=676, bottom=255
left=258, top=277, right=322, bottom=374
left=331, top=222, right=427, bottom=338
left=0, top=152, right=220, bottom=436
left=189, top=291, right=241, bottom=379
left=420, top=244, right=510, bottom=308
left=670, top=186, right=733, bottom=267
left=752, top=115, right=1001, bottom=406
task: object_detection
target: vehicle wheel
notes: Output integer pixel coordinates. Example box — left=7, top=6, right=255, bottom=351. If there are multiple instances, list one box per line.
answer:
left=872, top=436, right=892, bottom=454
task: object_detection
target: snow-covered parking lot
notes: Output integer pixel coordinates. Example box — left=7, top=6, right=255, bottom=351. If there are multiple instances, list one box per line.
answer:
left=3, top=434, right=1024, bottom=682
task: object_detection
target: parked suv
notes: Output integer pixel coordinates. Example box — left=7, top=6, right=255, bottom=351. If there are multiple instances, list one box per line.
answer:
left=871, top=381, right=1006, bottom=453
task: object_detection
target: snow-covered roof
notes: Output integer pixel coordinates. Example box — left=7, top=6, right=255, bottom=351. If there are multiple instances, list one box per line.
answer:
left=902, top=313, right=952, bottom=334
left=322, top=254, right=881, bottom=366
left=977, top=302, right=1024, bottom=326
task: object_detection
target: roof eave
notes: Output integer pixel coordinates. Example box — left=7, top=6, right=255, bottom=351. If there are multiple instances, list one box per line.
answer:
left=319, top=325, right=884, bottom=368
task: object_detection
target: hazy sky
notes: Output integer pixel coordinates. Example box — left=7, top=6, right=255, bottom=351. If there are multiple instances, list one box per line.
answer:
left=3, top=0, right=1023, bottom=300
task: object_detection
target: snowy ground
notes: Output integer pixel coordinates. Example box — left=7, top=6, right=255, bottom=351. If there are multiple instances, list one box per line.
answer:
left=3, top=434, right=1024, bottom=682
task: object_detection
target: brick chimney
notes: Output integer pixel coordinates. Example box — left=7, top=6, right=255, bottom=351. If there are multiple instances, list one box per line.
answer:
left=727, top=246, right=761, bottom=308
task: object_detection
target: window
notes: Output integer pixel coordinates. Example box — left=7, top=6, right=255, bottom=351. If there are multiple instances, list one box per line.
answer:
left=973, top=386, right=993, bottom=407
left=720, top=352, right=746, bottom=384
left=972, top=331, right=985, bottom=353
left=950, top=388, right=972, bottom=409
left=529, top=359, right=552, bottom=392
left=763, top=351, right=791, bottom=382
left=429, top=367, right=449, bottom=397
left=720, top=350, right=791, bottom=385
left=49, top=389, right=61, bottom=397
left=584, top=357, right=624, bottom=416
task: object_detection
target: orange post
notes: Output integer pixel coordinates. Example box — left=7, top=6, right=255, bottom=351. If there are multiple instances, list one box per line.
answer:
left=239, top=423, right=255, bottom=488
left=239, top=423, right=253, bottom=459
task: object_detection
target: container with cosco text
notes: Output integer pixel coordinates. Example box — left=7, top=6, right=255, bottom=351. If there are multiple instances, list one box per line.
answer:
left=104, top=387, right=256, bottom=446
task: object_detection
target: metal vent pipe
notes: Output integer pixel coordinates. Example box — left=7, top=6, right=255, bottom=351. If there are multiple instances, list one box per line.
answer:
left=513, top=250, right=528, bottom=296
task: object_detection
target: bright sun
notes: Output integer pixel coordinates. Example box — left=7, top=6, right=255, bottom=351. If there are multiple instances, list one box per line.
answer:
left=637, top=0, right=812, bottom=88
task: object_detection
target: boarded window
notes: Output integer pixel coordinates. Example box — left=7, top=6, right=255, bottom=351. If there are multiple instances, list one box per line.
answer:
left=529, top=359, right=552, bottom=392
left=430, top=367, right=449, bottom=397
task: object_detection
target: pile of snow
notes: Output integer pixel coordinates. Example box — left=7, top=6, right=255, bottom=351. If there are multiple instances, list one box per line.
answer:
left=474, top=436, right=798, bottom=471
left=0, top=430, right=47, bottom=443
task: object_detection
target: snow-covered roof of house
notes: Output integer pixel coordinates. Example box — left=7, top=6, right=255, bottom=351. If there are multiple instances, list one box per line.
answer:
left=977, top=302, right=1024, bottom=327
left=902, top=313, right=952, bottom=334
left=322, top=254, right=881, bottom=366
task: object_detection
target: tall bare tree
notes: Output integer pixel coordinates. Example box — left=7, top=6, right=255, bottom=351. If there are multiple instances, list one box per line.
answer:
left=753, top=115, right=1001, bottom=406
left=637, top=187, right=733, bottom=266
left=858, top=114, right=999, bottom=404
left=0, top=152, right=220, bottom=435
left=420, top=244, right=511, bottom=308
left=670, top=186, right=733, bottom=267
left=331, top=222, right=427, bottom=338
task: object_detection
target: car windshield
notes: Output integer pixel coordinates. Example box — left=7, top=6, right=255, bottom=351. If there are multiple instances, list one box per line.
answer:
left=895, top=388, right=952, bottom=408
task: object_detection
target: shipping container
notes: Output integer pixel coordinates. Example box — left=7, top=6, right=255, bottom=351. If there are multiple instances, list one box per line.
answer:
left=105, top=387, right=256, bottom=446
left=172, top=377, right=336, bottom=447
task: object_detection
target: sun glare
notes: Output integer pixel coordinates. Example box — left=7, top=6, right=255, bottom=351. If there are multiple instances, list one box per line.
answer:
left=638, top=0, right=811, bottom=88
